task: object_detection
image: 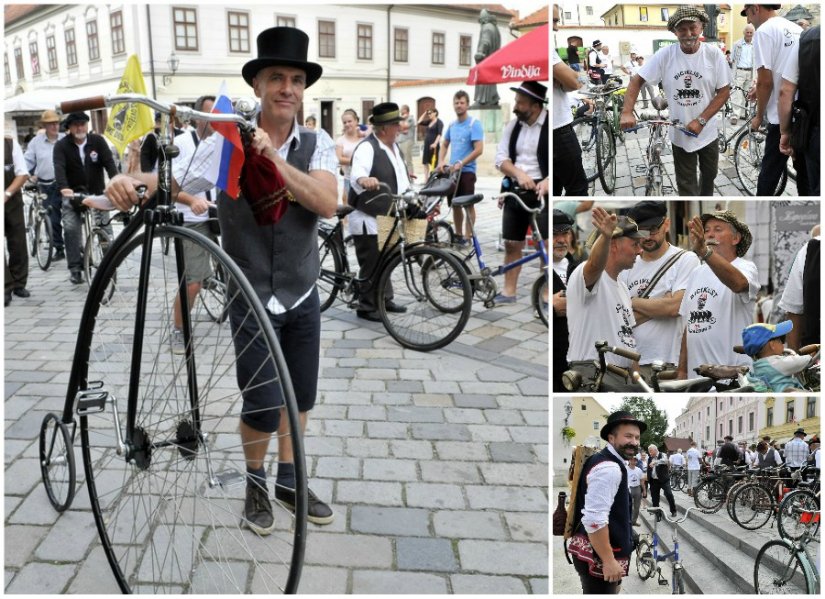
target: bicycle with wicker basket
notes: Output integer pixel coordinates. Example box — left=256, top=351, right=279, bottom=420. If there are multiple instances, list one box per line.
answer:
left=317, top=182, right=472, bottom=351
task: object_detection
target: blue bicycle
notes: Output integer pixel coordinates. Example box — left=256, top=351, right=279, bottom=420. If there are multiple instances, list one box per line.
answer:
left=636, top=506, right=698, bottom=594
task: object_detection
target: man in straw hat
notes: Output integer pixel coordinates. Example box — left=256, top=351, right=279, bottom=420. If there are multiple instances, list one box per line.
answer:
left=565, top=208, right=647, bottom=385
left=24, top=109, right=66, bottom=260
left=676, top=211, right=759, bottom=381
left=567, top=410, right=645, bottom=593
left=620, top=5, right=731, bottom=195
left=348, top=102, right=412, bottom=322
left=105, top=26, right=339, bottom=534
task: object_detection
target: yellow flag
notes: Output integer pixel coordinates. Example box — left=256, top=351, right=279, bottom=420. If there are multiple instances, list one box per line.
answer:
left=104, top=54, right=154, bottom=154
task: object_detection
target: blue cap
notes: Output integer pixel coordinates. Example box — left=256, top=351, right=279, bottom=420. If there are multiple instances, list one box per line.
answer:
left=742, top=320, right=793, bottom=356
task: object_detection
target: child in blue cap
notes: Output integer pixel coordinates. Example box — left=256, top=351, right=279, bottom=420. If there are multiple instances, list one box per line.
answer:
left=742, top=321, right=812, bottom=391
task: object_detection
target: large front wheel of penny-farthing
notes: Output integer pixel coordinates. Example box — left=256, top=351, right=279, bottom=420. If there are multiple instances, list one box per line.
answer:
left=75, top=225, right=307, bottom=593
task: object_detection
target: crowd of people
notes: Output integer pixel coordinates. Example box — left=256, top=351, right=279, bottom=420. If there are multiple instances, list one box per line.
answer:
left=552, top=4, right=821, bottom=196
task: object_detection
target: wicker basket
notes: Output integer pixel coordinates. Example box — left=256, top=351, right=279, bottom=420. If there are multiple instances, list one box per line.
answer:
left=377, top=216, right=428, bottom=249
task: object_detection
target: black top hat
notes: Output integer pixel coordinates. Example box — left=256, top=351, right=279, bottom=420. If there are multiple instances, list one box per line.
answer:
left=63, top=111, right=90, bottom=129
left=600, top=410, right=647, bottom=441
left=242, top=27, right=323, bottom=88
left=553, top=209, right=574, bottom=233
left=794, top=428, right=806, bottom=436
left=369, top=102, right=402, bottom=125
left=724, top=435, right=734, bottom=441
left=510, top=81, right=548, bottom=104
left=628, top=200, right=667, bottom=229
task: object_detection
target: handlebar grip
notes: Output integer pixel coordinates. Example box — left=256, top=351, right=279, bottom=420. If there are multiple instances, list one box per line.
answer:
left=611, top=346, right=641, bottom=362
left=799, top=343, right=820, bottom=356
left=607, top=364, right=630, bottom=379
left=625, top=125, right=645, bottom=133
left=59, top=96, right=107, bottom=114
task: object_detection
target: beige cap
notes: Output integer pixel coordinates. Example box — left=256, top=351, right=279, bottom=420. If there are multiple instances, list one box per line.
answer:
left=39, top=109, right=61, bottom=124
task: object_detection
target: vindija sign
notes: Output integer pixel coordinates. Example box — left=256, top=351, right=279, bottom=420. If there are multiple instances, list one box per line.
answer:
left=500, top=64, right=543, bottom=79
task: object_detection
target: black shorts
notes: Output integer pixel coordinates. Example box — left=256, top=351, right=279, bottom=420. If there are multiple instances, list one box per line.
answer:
left=447, top=172, right=477, bottom=206
left=229, top=289, right=321, bottom=433
left=501, top=188, right=548, bottom=242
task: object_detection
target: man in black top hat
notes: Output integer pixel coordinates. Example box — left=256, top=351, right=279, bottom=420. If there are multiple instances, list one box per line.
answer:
left=569, top=410, right=644, bottom=593
left=53, top=111, right=118, bottom=284
left=347, top=102, right=412, bottom=321
left=494, top=81, right=549, bottom=304
left=552, top=209, right=579, bottom=390
left=104, top=26, right=339, bottom=534
left=718, top=434, right=741, bottom=467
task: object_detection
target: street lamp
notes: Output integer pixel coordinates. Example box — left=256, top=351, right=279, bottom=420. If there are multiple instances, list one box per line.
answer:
left=163, top=51, right=179, bottom=86
left=564, top=399, right=573, bottom=426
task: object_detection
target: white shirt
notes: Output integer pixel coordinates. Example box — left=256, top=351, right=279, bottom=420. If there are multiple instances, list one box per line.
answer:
left=815, top=448, right=820, bottom=469
left=580, top=444, right=627, bottom=533
left=678, top=257, right=759, bottom=376
left=495, top=109, right=547, bottom=179
left=553, top=50, right=575, bottom=129
left=636, top=42, right=731, bottom=152
left=670, top=453, right=685, bottom=467
left=348, top=135, right=411, bottom=236
left=336, top=134, right=360, bottom=178
left=566, top=262, right=637, bottom=368
left=619, top=245, right=700, bottom=365
left=8, top=138, right=28, bottom=176
left=732, top=38, right=754, bottom=69
left=753, top=16, right=802, bottom=124
left=778, top=237, right=818, bottom=315
left=627, top=466, right=644, bottom=488
left=24, top=132, right=65, bottom=180
left=172, top=131, right=215, bottom=223
left=600, top=51, right=614, bottom=75
left=784, top=437, right=810, bottom=468
left=553, top=256, right=570, bottom=285
left=686, top=447, right=701, bottom=470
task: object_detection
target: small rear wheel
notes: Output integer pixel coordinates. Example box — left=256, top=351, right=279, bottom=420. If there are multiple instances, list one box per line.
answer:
left=636, top=539, right=654, bottom=580
left=317, top=228, right=343, bottom=312
left=34, top=215, right=54, bottom=271
left=426, top=220, right=455, bottom=245
left=694, top=479, right=725, bottom=513
left=531, top=272, right=548, bottom=326
left=199, top=258, right=228, bottom=323
left=39, top=413, right=76, bottom=512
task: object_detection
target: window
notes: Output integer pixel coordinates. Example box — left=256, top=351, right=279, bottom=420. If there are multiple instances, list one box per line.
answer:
left=46, top=34, right=58, bottom=71
left=394, top=28, right=408, bottom=62
left=728, top=420, right=733, bottom=436
left=361, top=100, right=374, bottom=124
left=459, top=35, right=472, bottom=66
left=707, top=406, right=710, bottom=416
left=749, top=412, right=754, bottom=431
left=14, top=47, right=24, bottom=79
left=719, top=401, right=723, bottom=412
left=706, top=426, right=710, bottom=441
left=87, top=20, right=100, bottom=61
left=661, top=8, right=670, bottom=21
left=276, top=15, right=295, bottom=28
left=29, top=41, right=40, bottom=77
left=581, top=404, right=586, bottom=411
left=738, top=416, right=743, bottom=434
left=318, top=20, right=335, bottom=58
left=4, top=53, right=10, bottom=85
left=357, top=24, right=372, bottom=60
left=640, top=7, right=648, bottom=22
left=173, top=7, right=198, bottom=51
left=593, top=421, right=599, bottom=430
left=111, top=11, right=125, bottom=55
left=767, top=407, right=773, bottom=427
left=806, top=398, right=816, bottom=419
left=729, top=398, right=733, bottom=406
left=786, top=401, right=794, bottom=423
left=432, top=32, right=445, bottom=65
left=719, top=423, right=723, bottom=436
left=586, top=6, right=593, bottom=16
left=227, top=11, right=250, bottom=53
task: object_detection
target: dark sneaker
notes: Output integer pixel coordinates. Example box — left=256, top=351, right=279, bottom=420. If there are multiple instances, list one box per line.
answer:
left=69, top=271, right=84, bottom=285
left=356, top=310, right=382, bottom=322
left=275, top=485, right=334, bottom=525
left=170, top=329, right=186, bottom=355
left=54, top=248, right=65, bottom=260
left=12, top=287, right=30, bottom=298
left=384, top=300, right=407, bottom=314
left=243, top=483, right=275, bottom=535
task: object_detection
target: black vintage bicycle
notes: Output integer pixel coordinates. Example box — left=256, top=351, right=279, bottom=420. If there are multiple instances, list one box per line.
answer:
left=22, top=181, right=55, bottom=270
left=38, top=93, right=307, bottom=594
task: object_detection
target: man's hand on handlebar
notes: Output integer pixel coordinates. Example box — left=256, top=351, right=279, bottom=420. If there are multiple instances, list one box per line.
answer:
left=105, top=174, right=152, bottom=212
left=60, top=188, right=74, bottom=198
left=358, top=176, right=381, bottom=191
left=620, top=111, right=637, bottom=131
left=513, top=172, right=537, bottom=191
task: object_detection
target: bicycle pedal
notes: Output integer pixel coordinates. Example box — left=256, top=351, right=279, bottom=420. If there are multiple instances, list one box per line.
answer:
left=75, top=385, right=109, bottom=415
left=212, top=469, right=246, bottom=489
left=658, top=578, right=669, bottom=586
left=634, top=165, right=646, bottom=173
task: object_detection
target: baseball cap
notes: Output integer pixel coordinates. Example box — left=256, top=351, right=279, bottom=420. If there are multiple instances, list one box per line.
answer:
left=628, top=200, right=667, bottom=229
left=740, top=5, right=782, bottom=17
left=742, top=320, right=793, bottom=356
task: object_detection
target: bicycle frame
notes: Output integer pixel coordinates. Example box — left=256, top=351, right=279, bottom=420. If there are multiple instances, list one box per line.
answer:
left=647, top=506, right=696, bottom=594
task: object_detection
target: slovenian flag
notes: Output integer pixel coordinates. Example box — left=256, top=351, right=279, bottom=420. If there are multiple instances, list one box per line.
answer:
left=209, top=81, right=244, bottom=199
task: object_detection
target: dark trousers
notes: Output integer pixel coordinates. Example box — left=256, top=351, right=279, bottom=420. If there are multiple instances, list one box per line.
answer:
left=649, top=477, right=676, bottom=515
left=805, top=126, right=820, bottom=195
left=671, top=141, right=718, bottom=196
left=757, top=124, right=810, bottom=196
left=39, top=182, right=64, bottom=249
left=4, top=193, right=28, bottom=293
left=573, top=556, right=621, bottom=594
left=352, top=231, right=393, bottom=313
left=553, top=124, right=589, bottom=196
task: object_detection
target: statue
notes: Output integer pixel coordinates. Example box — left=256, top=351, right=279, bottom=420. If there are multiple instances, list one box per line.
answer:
left=472, top=9, right=501, bottom=108
left=703, top=4, right=720, bottom=41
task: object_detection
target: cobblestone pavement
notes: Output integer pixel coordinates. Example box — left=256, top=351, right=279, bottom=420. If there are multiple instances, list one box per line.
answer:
left=4, top=176, right=549, bottom=594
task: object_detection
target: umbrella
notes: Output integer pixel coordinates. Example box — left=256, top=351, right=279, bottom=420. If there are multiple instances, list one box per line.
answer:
left=466, top=23, right=549, bottom=85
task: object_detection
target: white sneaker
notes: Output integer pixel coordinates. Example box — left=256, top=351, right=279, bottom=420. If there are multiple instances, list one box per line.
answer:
left=171, top=329, right=186, bottom=355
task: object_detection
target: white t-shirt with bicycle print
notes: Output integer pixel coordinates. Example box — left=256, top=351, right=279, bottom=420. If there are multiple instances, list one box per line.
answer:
left=636, top=42, right=731, bottom=153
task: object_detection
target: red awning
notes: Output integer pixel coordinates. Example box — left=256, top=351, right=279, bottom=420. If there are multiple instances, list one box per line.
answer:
left=466, top=23, right=549, bottom=85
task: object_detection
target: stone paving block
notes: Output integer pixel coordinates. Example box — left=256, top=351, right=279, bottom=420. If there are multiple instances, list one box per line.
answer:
left=450, top=573, right=528, bottom=593
left=468, top=424, right=513, bottom=442
left=480, top=463, right=548, bottom=487
left=422, top=380, right=462, bottom=394
left=529, top=576, right=549, bottom=594
left=362, top=458, right=418, bottom=481
left=412, top=393, right=453, bottom=407
left=347, top=405, right=387, bottom=421
left=507, top=426, right=547, bottom=444
left=466, top=485, right=547, bottom=512
left=389, top=440, right=433, bottom=460
left=336, top=357, right=369, bottom=368
left=34, top=509, right=99, bottom=562
left=312, top=404, right=348, bottom=420
left=411, top=423, right=471, bottom=441
left=356, top=368, right=397, bottom=380
left=534, top=444, right=549, bottom=464
left=432, top=510, right=507, bottom=540
left=434, top=441, right=489, bottom=461
left=517, top=377, right=549, bottom=396
left=420, top=461, right=481, bottom=484
left=387, top=406, right=444, bottom=423
left=397, top=537, right=458, bottom=572
left=3, top=458, right=41, bottom=496
left=350, top=506, right=430, bottom=536
left=475, top=335, right=521, bottom=354
left=489, top=442, right=535, bottom=463
left=521, top=409, right=548, bottom=427
left=460, top=381, right=519, bottom=395
left=314, top=456, right=361, bottom=480
left=372, top=391, right=413, bottom=405
left=349, top=379, right=386, bottom=392
left=321, top=390, right=373, bottom=405
left=475, top=365, right=524, bottom=383
left=4, top=439, right=31, bottom=464
left=366, top=421, right=409, bottom=439
left=322, top=367, right=356, bottom=379
left=453, top=394, right=498, bottom=409
left=344, top=438, right=390, bottom=458
left=4, top=525, right=48, bottom=569
left=332, top=339, right=375, bottom=349
left=4, top=406, right=49, bottom=437
left=397, top=368, right=432, bottom=381
left=458, top=540, right=548, bottom=576
left=483, top=408, right=525, bottom=426
left=4, top=370, right=55, bottom=383
left=293, top=565, right=349, bottom=594
left=336, top=481, right=404, bottom=506
left=324, top=419, right=365, bottom=437
left=497, top=395, right=547, bottom=411
left=5, top=562, right=76, bottom=594
left=386, top=380, right=425, bottom=393
left=443, top=407, right=487, bottom=424
left=405, top=483, right=465, bottom=509
left=504, top=512, right=549, bottom=543
left=304, top=436, right=344, bottom=457
left=304, top=533, right=394, bottom=568
left=351, top=570, right=448, bottom=594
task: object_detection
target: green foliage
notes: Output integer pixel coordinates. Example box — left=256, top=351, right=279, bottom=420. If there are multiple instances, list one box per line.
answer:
left=561, top=426, right=576, bottom=441
left=612, top=396, right=669, bottom=451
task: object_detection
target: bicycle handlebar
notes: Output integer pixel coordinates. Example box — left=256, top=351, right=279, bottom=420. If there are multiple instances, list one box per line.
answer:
left=598, top=344, right=641, bottom=362
left=496, top=191, right=544, bottom=214
left=624, top=120, right=699, bottom=138
left=647, top=506, right=698, bottom=524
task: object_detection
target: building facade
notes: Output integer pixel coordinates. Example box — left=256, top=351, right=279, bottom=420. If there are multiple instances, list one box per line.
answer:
left=759, top=396, right=820, bottom=444
left=553, top=396, right=608, bottom=486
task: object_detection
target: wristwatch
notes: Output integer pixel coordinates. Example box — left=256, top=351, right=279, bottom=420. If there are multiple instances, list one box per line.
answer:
left=697, top=117, right=707, bottom=127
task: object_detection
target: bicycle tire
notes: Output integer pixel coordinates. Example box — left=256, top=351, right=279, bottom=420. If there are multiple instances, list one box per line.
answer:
left=777, top=489, right=820, bottom=542
left=39, top=412, right=76, bottom=512
left=734, top=128, right=787, bottom=196
left=571, top=116, right=599, bottom=183
left=636, top=539, right=655, bottom=580
left=694, top=478, right=726, bottom=513
left=84, top=228, right=111, bottom=287
left=596, top=121, right=617, bottom=194
left=34, top=215, right=54, bottom=271
left=199, top=257, right=229, bottom=323
left=74, top=225, right=307, bottom=594
left=726, top=479, right=750, bottom=519
left=531, top=272, right=548, bottom=327
left=317, top=228, right=344, bottom=312
left=674, top=566, right=686, bottom=594
left=754, top=539, right=815, bottom=594
left=26, top=201, right=37, bottom=257
left=378, top=245, right=472, bottom=352
left=425, top=220, right=455, bottom=245
left=731, top=483, right=774, bottom=530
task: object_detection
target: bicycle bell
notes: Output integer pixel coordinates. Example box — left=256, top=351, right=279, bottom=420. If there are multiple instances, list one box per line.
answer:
left=234, top=96, right=260, bottom=128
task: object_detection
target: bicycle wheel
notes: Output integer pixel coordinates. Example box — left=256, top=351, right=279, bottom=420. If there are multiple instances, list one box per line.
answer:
left=777, top=489, right=820, bottom=542
left=531, top=272, right=548, bottom=327
left=39, top=413, right=76, bottom=512
left=84, top=227, right=111, bottom=286
left=734, top=128, right=787, bottom=196
left=595, top=121, right=617, bottom=194
left=425, top=220, right=455, bottom=245
left=754, top=539, right=815, bottom=594
left=378, top=245, right=472, bottom=352
left=199, top=258, right=228, bottom=323
left=694, top=478, right=726, bottom=513
left=26, top=201, right=37, bottom=257
left=732, top=484, right=774, bottom=530
left=74, top=225, right=306, bottom=593
left=571, top=116, right=599, bottom=183
left=674, top=565, right=686, bottom=594
left=34, top=214, right=54, bottom=271
left=636, top=539, right=655, bottom=580
left=317, top=227, right=343, bottom=312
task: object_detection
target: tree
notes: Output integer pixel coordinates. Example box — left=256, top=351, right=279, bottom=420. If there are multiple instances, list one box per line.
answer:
left=612, top=396, right=669, bottom=451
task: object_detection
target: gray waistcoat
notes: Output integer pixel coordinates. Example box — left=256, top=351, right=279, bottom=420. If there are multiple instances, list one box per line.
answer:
left=218, top=128, right=318, bottom=309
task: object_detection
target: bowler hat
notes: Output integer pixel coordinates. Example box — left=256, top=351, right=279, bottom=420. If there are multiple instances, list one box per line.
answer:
left=39, top=109, right=61, bottom=125
left=510, top=81, right=547, bottom=104
left=242, top=27, right=323, bottom=88
left=628, top=200, right=667, bottom=229
left=369, top=102, right=402, bottom=125
left=63, top=112, right=90, bottom=129
left=701, top=210, right=752, bottom=257
left=724, top=435, right=733, bottom=441
left=600, top=410, right=647, bottom=441
left=794, top=428, right=806, bottom=437
left=553, top=209, right=574, bottom=233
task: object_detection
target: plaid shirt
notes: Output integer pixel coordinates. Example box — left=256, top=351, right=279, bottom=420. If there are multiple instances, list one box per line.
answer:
left=783, top=438, right=810, bottom=468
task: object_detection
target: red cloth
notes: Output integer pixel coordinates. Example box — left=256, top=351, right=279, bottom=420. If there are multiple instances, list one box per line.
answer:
left=239, top=144, right=293, bottom=226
